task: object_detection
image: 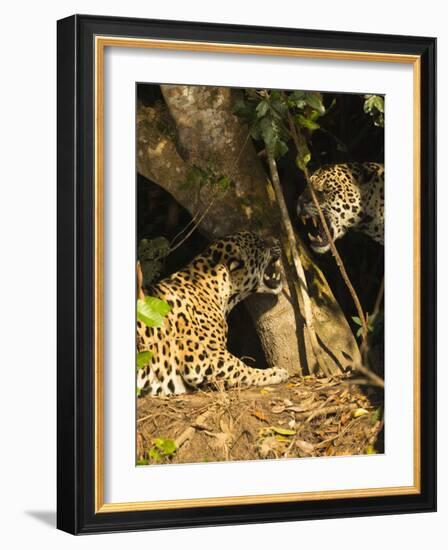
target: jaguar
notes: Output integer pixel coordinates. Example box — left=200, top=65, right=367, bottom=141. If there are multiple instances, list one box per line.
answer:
left=137, top=231, right=289, bottom=397
left=297, top=162, right=384, bottom=253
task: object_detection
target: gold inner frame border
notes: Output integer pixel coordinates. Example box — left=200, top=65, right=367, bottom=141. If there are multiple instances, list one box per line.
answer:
left=94, top=35, right=421, bottom=513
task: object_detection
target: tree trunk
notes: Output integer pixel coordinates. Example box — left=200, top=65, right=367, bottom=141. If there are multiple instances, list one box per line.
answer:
left=136, top=86, right=361, bottom=376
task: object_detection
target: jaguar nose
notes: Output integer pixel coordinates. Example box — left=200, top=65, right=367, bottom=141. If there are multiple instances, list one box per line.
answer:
left=271, top=245, right=281, bottom=261
left=263, top=236, right=281, bottom=260
left=264, top=235, right=279, bottom=247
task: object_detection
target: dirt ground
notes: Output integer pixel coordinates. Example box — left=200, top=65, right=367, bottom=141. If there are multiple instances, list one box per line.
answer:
left=137, top=374, right=383, bottom=465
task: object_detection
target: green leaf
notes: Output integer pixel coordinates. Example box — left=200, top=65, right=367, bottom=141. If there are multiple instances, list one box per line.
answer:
left=153, top=438, right=178, bottom=456
left=295, top=114, right=320, bottom=131
left=271, top=426, right=296, bottom=436
left=365, top=445, right=376, bottom=455
left=137, top=296, right=171, bottom=328
left=364, top=94, right=384, bottom=114
left=274, top=435, right=290, bottom=442
left=181, top=165, right=208, bottom=190
left=148, top=448, right=162, bottom=462
left=269, top=93, right=288, bottom=118
left=255, top=100, right=269, bottom=118
left=288, top=91, right=306, bottom=109
left=274, top=140, right=289, bottom=158
left=304, top=92, right=325, bottom=115
left=351, top=316, right=362, bottom=326
left=353, top=408, right=369, bottom=418
left=371, top=406, right=383, bottom=425
left=250, top=124, right=261, bottom=141
left=295, top=150, right=311, bottom=172
left=363, top=95, right=384, bottom=127
left=137, top=237, right=170, bottom=287
left=233, top=97, right=256, bottom=121
left=137, top=458, right=149, bottom=466
left=259, top=115, right=276, bottom=148
left=217, top=176, right=231, bottom=190
left=137, top=351, right=152, bottom=370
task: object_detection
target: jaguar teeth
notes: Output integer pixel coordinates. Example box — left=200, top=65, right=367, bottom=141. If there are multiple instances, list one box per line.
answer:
left=300, top=215, right=307, bottom=225
left=316, top=235, right=323, bottom=242
left=312, top=216, right=318, bottom=228
left=308, top=232, right=317, bottom=241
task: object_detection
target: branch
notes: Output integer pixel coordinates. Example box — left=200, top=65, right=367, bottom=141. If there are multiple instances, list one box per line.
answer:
left=136, top=261, right=145, bottom=300
left=287, top=111, right=369, bottom=343
left=286, top=110, right=384, bottom=388
left=168, top=131, right=252, bottom=254
left=266, top=152, right=332, bottom=377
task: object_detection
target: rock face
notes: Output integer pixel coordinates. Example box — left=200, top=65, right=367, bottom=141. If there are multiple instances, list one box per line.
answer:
left=137, top=86, right=361, bottom=377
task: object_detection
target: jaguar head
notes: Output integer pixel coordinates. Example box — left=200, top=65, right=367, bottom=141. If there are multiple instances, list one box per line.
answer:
left=297, top=165, right=364, bottom=253
left=206, top=231, right=283, bottom=310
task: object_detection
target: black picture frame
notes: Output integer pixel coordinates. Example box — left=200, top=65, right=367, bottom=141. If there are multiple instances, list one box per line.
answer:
left=57, top=14, right=436, bottom=535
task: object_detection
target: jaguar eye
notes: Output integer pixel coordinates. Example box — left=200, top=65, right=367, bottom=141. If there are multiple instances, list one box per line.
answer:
left=229, top=259, right=244, bottom=272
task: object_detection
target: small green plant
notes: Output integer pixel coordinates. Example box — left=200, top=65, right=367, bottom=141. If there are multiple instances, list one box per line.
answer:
left=136, top=296, right=171, bottom=395
left=363, top=94, right=384, bottom=127
left=352, top=312, right=377, bottom=338
left=370, top=406, right=383, bottom=425
left=148, top=438, right=178, bottom=463
left=233, top=89, right=327, bottom=168
left=137, top=350, right=152, bottom=370
left=138, top=236, right=170, bottom=288
left=180, top=164, right=232, bottom=191
left=137, top=295, right=171, bottom=328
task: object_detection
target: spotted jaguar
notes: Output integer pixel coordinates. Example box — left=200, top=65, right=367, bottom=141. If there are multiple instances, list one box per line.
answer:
left=297, top=162, right=384, bottom=253
left=137, top=231, right=289, bottom=396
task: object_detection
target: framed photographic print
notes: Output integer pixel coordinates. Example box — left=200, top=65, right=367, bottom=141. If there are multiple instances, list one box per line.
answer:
left=57, top=14, right=436, bottom=534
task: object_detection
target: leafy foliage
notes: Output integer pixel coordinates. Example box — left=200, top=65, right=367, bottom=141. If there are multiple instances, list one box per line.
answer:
left=234, top=90, right=290, bottom=158
left=364, top=94, right=384, bottom=127
left=181, top=164, right=232, bottom=191
left=233, top=89, right=327, bottom=168
left=137, top=350, right=153, bottom=370
left=137, top=296, right=171, bottom=328
left=352, top=312, right=375, bottom=338
left=147, top=438, right=178, bottom=463
left=136, top=297, right=170, bottom=395
left=138, top=236, right=170, bottom=289
left=371, top=406, right=383, bottom=425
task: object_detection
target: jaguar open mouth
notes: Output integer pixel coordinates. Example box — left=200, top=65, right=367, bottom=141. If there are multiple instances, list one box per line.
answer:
left=299, top=212, right=332, bottom=253
left=260, top=248, right=282, bottom=294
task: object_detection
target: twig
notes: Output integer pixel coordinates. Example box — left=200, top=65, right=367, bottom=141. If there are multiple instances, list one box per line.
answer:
left=373, top=277, right=385, bottom=318
left=359, top=277, right=384, bottom=364
left=168, top=191, right=223, bottom=253
left=350, top=363, right=384, bottom=388
left=136, top=261, right=145, bottom=300
left=266, top=152, right=332, bottom=378
left=169, top=194, right=208, bottom=248
left=286, top=109, right=370, bottom=344
left=285, top=108, right=384, bottom=388
left=315, top=415, right=365, bottom=448
left=175, top=408, right=214, bottom=449
left=304, top=403, right=358, bottom=423
left=169, top=130, right=252, bottom=253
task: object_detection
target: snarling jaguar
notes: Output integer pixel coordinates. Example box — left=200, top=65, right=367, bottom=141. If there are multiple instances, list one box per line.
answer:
left=297, top=162, right=384, bottom=253
left=137, top=231, right=288, bottom=397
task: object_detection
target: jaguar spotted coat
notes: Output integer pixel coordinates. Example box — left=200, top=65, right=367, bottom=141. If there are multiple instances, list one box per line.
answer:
left=297, top=162, right=384, bottom=253
left=137, top=232, right=289, bottom=397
